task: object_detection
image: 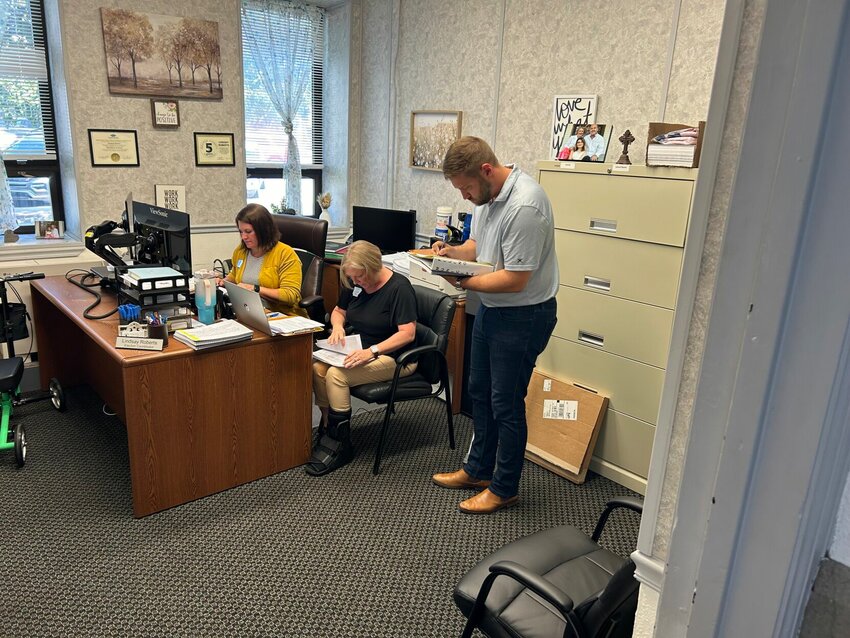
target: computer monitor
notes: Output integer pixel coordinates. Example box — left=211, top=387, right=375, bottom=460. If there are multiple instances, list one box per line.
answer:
left=131, top=200, right=192, bottom=276
left=352, top=206, right=416, bottom=253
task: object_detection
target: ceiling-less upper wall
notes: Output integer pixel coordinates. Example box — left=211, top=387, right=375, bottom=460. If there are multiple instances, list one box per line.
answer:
left=353, top=0, right=725, bottom=235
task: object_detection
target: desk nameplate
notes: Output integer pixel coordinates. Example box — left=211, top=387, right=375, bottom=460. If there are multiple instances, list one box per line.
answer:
left=115, top=336, right=164, bottom=351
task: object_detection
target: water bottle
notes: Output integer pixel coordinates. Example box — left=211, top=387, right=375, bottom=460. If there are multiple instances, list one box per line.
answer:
left=194, top=270, right=217, bottom=325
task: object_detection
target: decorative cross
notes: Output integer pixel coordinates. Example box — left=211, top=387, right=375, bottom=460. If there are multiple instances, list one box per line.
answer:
left=617, top=129, right=635, bottom=165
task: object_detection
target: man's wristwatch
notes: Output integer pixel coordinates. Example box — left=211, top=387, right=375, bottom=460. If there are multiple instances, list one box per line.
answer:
left=370, top=345, right=380, bottom=358
left=253, top=284, right=260, bottom=293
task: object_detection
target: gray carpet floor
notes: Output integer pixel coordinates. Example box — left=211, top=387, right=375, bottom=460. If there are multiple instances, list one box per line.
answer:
left=0, top=386, right=640, bottom=637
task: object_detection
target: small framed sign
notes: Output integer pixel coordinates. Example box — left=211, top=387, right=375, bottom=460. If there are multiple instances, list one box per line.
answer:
left=155, top=184, right=186, bottom=212
left=151, top=99, right=180, bottom=128
left=194, top=132, right=235, bottom=166
left=88, top=129, right=139, bottom=166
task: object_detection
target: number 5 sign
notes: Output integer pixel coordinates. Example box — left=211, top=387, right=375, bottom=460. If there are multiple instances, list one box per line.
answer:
left=194, top=132, right=235, bottom=166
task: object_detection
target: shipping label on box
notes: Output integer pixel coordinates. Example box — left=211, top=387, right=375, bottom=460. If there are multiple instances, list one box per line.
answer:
left=542, top=399, right=578, bottom=420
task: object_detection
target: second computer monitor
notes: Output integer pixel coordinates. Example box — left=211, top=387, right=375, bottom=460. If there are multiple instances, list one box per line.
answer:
left=352, top=206, right=416, bottom=253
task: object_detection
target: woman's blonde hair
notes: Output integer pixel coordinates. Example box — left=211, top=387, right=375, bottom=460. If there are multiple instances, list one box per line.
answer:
left=339, top=240, right=383, bottom=288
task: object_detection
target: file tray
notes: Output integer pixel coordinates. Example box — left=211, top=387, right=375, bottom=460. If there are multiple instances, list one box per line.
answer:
left=121, top=266, right=187, bottom=292
left=119, top=285, right=190, bottom=309
left=524, top=370, right=609, bottom=484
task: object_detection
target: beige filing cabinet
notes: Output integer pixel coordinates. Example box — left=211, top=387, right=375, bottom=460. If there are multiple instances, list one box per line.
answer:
left=536, top=161, right=698, bottom=494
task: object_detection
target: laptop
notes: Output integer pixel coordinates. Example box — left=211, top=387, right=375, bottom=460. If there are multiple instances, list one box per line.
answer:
left=224, top=281, right=324, bottom=337
left=224, top=281, right=275, bottom=336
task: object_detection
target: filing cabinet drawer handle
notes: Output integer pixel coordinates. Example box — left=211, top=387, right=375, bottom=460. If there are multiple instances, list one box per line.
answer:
left=578, top=330, right=605, bottom=348
left=589, top=218, right=618, bottom=233
left=583, top=275, right=611, bottom=291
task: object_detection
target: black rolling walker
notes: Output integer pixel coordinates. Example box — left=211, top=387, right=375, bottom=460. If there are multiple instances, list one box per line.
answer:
left=0, top=272, right=66, bottom=467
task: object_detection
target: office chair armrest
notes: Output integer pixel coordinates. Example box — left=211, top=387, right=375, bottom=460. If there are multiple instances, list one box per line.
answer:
left=591, top=496, right=644, bottom=542
left=461, top=560, right=580, bottom=638
left=395, top=343, right=438, bottom=367
left=299, top=294, right=324, bottom=309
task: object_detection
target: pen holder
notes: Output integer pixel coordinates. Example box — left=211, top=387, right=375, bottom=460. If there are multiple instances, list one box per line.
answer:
left=148, top=323, right=168, bottom=347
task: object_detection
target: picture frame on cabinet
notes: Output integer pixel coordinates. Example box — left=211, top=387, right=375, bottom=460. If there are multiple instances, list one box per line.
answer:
left=550, top=94, right=598, bottom=159
left=556, top=123, right=611, bottom=163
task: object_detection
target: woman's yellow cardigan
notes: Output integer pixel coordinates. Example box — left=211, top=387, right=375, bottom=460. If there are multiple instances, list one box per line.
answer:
left=229, top=242, right=306, bottom=317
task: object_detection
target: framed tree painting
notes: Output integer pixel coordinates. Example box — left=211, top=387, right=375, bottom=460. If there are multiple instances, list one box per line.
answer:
left=410, top=110, right=463, bottom=171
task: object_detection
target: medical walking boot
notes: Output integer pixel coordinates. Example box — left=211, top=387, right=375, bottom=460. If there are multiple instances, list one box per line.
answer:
left=305, top=408, right=353, bottom=476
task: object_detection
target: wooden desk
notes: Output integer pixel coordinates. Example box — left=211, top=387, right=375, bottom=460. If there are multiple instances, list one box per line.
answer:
left=322, top=262, right=466, bottom=415
left=31, top=277, right=312, bottom=517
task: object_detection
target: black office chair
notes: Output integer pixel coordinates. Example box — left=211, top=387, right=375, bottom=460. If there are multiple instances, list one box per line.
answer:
left=272, top=214, right=328, bottom=324
left=455, top=496, right=643, bottom=638
left=349, top=285, right=456, bottom=475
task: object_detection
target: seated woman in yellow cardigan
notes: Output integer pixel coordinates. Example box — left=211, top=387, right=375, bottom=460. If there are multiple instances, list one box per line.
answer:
left=217, top=203, right=305, bottom=317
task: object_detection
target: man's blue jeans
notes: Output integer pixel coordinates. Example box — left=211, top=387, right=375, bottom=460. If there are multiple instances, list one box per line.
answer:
left=464, top=298, right=557, bottom=498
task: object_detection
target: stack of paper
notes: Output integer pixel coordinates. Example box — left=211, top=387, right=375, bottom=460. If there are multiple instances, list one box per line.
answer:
left=268, top=315, right=325, bottom=336
left=173, top=319, right=253, bottom=350
left=312, top=334, right=363, bottom=367
left=408, top=254, right=494, bottom=277
left=381, top=252, right=410, bottom=275
left=646, top=143, right=696, bottom=167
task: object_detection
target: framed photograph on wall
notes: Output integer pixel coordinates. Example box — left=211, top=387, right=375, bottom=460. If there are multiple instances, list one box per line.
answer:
left=88, top=129, right=140, bottom=166
left=151, top=99, right=180, bottom=128
left=410, top=110, right=463, bottom=171
left=155, top=184, right=186, bottom=211
left=194, top=132, right=235, bottom=166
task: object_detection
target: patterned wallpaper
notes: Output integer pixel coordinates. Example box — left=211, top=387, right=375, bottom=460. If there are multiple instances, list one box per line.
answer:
left=354, top=0, right=724, bottom=236
left=56, top=0, right=246, bottom=231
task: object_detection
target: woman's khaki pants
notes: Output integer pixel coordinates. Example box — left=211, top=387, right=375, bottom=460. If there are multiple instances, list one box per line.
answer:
left=313, top=356, right=417, bottom=411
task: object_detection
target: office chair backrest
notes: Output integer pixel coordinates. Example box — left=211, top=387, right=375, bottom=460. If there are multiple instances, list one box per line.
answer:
left=411, top=285, right=456, bottom=384
left=272, top=214, right=328, bottom=258
left=576, top=559, right=639, bottom=638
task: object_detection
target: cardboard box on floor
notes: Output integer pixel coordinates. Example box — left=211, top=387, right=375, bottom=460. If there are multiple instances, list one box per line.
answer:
left=525, top=370, right=609, bottom=484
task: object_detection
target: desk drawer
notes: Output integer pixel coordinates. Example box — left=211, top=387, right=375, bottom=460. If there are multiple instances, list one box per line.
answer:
left=540, top=171, right=692, bottom=247
left=555, top=230, right=682, bottom=309
left=554, top=286, right=674, bottom=368
left=594, top=409, right=655, bottom=479
left=536, top=336, right=664, bottom=424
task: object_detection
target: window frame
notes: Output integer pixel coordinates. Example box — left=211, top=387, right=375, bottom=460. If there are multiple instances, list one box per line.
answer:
left=1, top=0, right=63, bottom=231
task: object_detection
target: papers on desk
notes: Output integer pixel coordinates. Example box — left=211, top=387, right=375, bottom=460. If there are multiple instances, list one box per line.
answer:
left=268, top=315, right=325, bottom=336
left=173, top=319, right=253, bottom=350
left=381, top=252, right=411, bottom=275
left=312, top=334, right=363, bottom=367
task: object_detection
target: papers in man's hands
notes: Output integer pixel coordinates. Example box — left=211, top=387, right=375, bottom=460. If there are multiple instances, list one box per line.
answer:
left=173, top=319, right=253, bottom=350
left=268, top=315, right=324, bottom=336
left=313, top=334, right=363, bottom=367
left=407, top=254, right=494, bottom=278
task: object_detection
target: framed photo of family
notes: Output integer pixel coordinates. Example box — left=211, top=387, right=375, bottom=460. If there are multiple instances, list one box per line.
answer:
left=35, top=220, right=65, bottom=239
left=409, top=110, right=463, bottom=171
left=555, top=123, right=612, bottom=163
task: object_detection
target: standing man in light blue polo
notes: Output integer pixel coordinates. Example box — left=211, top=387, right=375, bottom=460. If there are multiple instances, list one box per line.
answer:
left=431, top=136, right=559, bottom=514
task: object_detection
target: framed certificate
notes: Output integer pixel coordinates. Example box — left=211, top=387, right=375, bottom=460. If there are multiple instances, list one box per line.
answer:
left=88, top=129, right=140, bottom=166
left=194, top=132, right=235, bottom=166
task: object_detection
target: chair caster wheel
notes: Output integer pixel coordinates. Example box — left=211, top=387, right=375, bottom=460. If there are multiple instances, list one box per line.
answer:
left=14, top=424, right=26, bottom=467
left=49, top=378, right=66, bottom=412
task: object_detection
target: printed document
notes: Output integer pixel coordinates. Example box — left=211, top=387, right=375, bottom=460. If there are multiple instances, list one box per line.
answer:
left=313, top=334, right=363, bottom=367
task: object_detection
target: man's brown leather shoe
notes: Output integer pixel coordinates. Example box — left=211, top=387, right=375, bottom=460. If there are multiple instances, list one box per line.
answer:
left=431, top=468, right=491, bottom=490
left=458, top=488, right=520, bottom=515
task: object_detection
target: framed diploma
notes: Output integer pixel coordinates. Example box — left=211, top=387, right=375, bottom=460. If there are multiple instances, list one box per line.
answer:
left=88, top=129, right=140, bottom=166
left=194, top=132, right=235, bottom=166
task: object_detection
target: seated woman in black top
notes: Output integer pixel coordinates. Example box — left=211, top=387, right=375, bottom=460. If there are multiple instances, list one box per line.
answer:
left=306, top=240, right=418, bottom=476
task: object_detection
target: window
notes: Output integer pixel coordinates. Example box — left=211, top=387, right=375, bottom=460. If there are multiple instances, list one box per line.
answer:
left=241, top=0, right=324, bottom=216
left=0, top=0, right=62, bottom=229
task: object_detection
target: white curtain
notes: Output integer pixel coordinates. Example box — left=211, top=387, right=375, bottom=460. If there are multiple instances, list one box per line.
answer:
left=0, top=0, right=18, bottom=231
left=241, top=0, right=322, bottom=214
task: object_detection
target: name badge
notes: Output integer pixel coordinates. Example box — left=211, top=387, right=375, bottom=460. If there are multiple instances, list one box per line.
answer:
left=236, top=259, right=244, bottom=268
left=352, top=287, right=362, bottom=297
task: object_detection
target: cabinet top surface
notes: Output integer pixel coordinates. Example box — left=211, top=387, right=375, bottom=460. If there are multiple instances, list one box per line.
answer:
left=537, top=160, right=698, bottom=181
